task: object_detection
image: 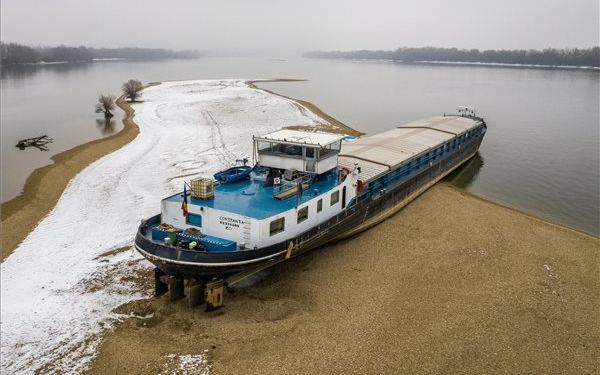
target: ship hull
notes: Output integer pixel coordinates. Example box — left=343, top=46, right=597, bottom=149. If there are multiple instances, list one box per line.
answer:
left=135, top=126, right=485, bottom=279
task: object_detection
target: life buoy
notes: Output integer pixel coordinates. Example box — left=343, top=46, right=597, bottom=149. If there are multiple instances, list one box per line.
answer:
left=356, top=179, right=364, bottom=192
left=339, top=167, right=351, bottom=181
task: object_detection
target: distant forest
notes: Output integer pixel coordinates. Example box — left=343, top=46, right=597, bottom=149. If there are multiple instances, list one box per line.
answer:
left=303, top=47, right=600, bottom=68
left=0, top=42, right=201, bottom=64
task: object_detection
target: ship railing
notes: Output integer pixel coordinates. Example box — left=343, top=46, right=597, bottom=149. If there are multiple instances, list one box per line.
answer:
left=272, top=172, right=314, bottom=200
left=455, top=106, right=485, bottom=122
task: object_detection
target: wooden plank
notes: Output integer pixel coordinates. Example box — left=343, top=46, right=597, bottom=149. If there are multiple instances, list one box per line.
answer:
left=273, top=183, right=310, bottom=200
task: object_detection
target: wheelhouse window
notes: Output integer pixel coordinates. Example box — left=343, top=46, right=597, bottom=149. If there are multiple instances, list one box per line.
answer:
left=330, top=190, right=340, bottom=206
left=270, top=217, right=285, bottom=236
left=257, top=140, right=273, bottom=153
left=319, top=141, right=341, bottom=159
left=186, top=213, right=202, bottom=226
left=297, top=206, right=309, bottom=223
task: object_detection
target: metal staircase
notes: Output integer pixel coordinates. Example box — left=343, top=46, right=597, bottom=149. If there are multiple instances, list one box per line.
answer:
left=241, top=216, right=252, bottom=249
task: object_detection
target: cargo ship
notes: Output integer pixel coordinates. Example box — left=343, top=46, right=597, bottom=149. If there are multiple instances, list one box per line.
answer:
left=134, top=107, right=486, bottom=308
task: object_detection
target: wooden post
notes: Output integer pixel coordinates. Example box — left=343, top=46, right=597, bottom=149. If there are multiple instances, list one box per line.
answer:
left=154, top=268, right=168, bottom=297
left=188, top=279, right=206, bottom=308
left=285, top=241, right=294, bottom=259
left=169, top=276, right=185, bottom=301
left=204, top=279, right=224, bottom=312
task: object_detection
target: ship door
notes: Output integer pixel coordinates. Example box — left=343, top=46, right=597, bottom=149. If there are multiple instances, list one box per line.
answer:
left=342, top=186, right=347, bottom=209
left=305, top=147, right=316, bottom=173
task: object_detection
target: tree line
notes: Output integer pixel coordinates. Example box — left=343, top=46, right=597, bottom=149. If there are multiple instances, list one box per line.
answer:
left=303, top=47, right=600, bottom=68
left=1, top=42, right=201, bottom=64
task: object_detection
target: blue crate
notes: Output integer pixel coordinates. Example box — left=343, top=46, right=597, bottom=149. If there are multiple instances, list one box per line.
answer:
left=152, top=227, right=180, bottom=243
left=177, top=233, right=203, bottom=242
left=152, top=227, right=169, bottom=241
left=201, top=235, right=237, bottom=252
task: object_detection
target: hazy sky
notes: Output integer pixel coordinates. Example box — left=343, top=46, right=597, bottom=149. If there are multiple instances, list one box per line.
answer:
left=1, top=0, right=598, bottom=55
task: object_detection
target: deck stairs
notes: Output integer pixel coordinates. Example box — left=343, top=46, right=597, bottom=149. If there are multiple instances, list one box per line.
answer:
left=242, top=216, right=252, bottom=248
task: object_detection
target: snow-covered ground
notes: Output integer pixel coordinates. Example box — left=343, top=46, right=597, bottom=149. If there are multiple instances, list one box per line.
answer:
left=1, top=79, right=329, bottom=374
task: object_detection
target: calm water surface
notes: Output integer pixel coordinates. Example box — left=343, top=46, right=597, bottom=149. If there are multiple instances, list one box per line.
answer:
left=1, top=57, right=598, bottom=235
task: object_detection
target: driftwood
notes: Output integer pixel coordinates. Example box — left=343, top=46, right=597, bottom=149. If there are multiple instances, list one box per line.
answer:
left=16, top=135, right=54, bottom=151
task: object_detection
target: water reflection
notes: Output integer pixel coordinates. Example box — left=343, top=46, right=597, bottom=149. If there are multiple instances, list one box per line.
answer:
left=95, top=118, right=117, bottom=135
left=1, top=61, right=90, bottom=80
left=444, top=152, right=484, bottom=189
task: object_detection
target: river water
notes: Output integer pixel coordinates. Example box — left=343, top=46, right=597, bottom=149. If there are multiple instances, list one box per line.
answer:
left=1, top=57, right=598, bottom=235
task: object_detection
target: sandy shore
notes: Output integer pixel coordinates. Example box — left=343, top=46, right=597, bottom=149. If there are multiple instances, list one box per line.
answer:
left=2, top=82, right=598, bottom=374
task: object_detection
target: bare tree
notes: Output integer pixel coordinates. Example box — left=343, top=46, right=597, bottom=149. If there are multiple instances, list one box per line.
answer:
left=95, top=94, right=116, bottom=118
left=122, top=79, right=143, bottom=102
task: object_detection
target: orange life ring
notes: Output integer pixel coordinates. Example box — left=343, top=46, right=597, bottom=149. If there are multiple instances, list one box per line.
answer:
left=339, top=167, right=351, bottom=181
left=356, top=179, right=364, bottom=192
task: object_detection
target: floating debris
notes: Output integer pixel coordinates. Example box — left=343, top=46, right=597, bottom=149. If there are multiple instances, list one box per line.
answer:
left=15, top=135, right=54, bottom=151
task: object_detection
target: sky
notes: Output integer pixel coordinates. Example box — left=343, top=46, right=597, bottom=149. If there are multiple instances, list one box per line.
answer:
left=1, top=0, right=598, bottom=55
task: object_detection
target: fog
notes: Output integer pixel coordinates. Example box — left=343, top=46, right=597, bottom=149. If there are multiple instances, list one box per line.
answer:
left=1, top=0, right=599, bottom=56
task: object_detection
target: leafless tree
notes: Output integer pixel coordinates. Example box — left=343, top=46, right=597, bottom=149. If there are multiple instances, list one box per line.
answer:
left=122, top=79, right=143, bottom=102
left=95, top=94, right=116, bottom=118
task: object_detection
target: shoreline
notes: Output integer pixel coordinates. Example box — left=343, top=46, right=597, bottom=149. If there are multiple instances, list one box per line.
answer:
left=247, top=80, right=363, bottom=137
left=0, top=95, right=139, bottom=262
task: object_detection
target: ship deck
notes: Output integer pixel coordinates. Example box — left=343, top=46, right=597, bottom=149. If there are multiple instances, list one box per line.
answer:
left=164, top=169, right=339, bottom=219
left=338, top=115, right=482, bottom=182
left=165, top=115, right=483, bottom=220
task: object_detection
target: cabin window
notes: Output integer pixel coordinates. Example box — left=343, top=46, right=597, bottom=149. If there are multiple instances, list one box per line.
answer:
left=332, top=141, right=341, bottom=152
left=186, top=213, right=202, bottom=227
left=257, top=140, right=272, bottom=153
left=319, top=141, right=341, bottom=159
left=269, top=217, right=285, bottom=236
left=317, top=199, right=323, bottom=212
left=284, top=144, right=302, bottom=156
left=297, top=206, right=309, bottom=223
left=330, top=190, right=340, bottom=206
left=305, top=147, right=315, bottom=158
left=320, top=145, right=334, bottom=158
